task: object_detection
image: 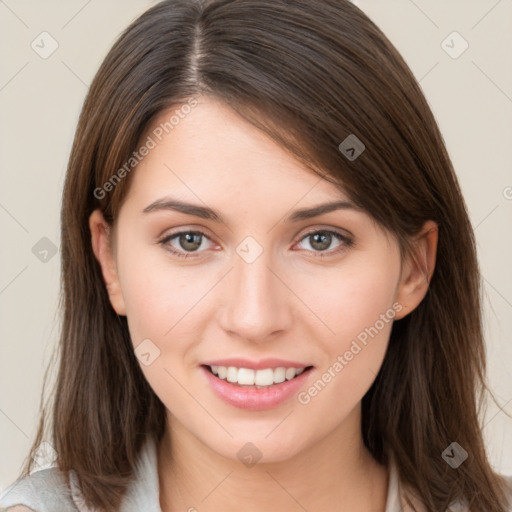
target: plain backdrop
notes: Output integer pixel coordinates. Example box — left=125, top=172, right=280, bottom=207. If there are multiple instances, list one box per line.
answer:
left=1, top=0, right=511, bottom=491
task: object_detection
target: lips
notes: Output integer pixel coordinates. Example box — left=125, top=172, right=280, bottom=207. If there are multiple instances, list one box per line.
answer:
left=200, top=357, right=311, bottom=370
left=199, top=358, right=314, bottom=411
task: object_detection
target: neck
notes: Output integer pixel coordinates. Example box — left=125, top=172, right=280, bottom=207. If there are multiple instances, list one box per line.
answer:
left=157, top=404, right=388, bottom=512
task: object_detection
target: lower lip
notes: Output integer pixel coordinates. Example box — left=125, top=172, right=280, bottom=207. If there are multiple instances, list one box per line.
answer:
left=200, top=365, right=313, bottom=411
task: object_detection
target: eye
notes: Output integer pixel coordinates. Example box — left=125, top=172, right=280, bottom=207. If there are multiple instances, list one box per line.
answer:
left=158, top=228, right=353, bottom=260
left=295, top=229, right=353, bottom=256
left=158, top=230, right=215, bottom=258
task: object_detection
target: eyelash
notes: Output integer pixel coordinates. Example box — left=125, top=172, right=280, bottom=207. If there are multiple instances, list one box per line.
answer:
left=158, top=229, right=354, bottom=259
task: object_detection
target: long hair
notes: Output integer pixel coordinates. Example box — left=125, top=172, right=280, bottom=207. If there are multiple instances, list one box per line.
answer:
left=21, top=0, right=511, bottom=510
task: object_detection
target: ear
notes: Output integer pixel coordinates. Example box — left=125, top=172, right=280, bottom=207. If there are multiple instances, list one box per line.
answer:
left=394, top=220, right=438, bottom=320
left=89, top=209, right=126, bottom=316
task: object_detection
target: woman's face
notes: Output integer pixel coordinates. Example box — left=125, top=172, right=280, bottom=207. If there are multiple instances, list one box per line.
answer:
left=91, top=95, right=430, bottom=463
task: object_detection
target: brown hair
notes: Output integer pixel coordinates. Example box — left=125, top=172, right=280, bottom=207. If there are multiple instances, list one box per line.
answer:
left=21, top=0, right=510, bottom=510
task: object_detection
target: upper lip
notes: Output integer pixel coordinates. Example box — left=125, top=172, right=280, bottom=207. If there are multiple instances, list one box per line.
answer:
left=201, top=358, right=312, bottom=370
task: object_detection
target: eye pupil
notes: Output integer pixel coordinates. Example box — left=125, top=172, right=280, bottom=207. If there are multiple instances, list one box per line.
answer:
left=310, top=232, right=331, bottom=251
left=179, top=232, right=202, bottom=251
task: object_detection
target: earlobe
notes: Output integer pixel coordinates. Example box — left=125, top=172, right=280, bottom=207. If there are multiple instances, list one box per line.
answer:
left=89, top=209, right=127, bottom=316
left=394, top=220, right=438, bottom=320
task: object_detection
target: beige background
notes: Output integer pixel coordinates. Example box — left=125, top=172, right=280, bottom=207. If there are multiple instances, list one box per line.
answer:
left=1, top=0, right=511, bottom=491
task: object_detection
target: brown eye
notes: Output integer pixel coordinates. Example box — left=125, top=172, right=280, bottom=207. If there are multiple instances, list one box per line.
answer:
left=308, top=232, right=333, bottom=251
left=177, top=232, right=203, bottom=251
left=296, top=229, right=353, bottom=256
left=159, top=230, right=214, bottom=259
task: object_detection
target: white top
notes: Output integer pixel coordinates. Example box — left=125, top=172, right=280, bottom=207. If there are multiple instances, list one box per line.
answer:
left=1, top=437, right=511, bottom=511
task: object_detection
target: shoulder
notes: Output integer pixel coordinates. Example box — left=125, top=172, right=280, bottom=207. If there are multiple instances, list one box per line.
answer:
left=0, top=467, right=80, bottom=512
left=446, top=472, right=512, bottom=512
left=396, top=469, right=512, bottom=512
left=2, top=507, right=36, bottom=512
left=501, top=473, right=512, bottom=512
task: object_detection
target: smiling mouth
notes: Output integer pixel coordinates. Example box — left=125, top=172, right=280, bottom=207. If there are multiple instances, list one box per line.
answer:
left=202, top=364, right=314, bottom=388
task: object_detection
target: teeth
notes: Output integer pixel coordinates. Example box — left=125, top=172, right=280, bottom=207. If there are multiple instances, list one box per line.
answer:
left=208, top=365, right=307, bottom=387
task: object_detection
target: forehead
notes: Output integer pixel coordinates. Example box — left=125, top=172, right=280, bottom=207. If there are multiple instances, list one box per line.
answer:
left=123, top=96, right=350, bottom=212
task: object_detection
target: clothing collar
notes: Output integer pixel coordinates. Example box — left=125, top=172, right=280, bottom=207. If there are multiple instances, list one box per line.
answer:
left=69, top=437, right=162, bottom=512
left=118, top=437, right=162, bottom=512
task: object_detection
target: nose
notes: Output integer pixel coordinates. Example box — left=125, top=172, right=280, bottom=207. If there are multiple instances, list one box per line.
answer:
left=217, top=248, right=293, bottom=343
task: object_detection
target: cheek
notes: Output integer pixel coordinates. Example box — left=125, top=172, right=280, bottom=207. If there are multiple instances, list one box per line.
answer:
left=293, top=256, right=399, bottom=406
left=116, top=241, right=203, bottom=344
left=116, top=247, right=207, bottom=410
left=294, top=254, right=400, bottom=344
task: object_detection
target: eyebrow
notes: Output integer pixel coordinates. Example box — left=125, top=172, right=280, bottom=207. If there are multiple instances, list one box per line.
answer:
left=141, top=197, right=359, bottom=224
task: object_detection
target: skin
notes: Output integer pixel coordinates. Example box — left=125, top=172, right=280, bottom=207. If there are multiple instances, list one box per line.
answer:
left=90, top=96, right=438, bottom=512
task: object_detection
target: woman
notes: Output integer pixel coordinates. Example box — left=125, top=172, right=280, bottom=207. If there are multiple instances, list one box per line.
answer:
left=1, top=0, right=511, bottom=511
